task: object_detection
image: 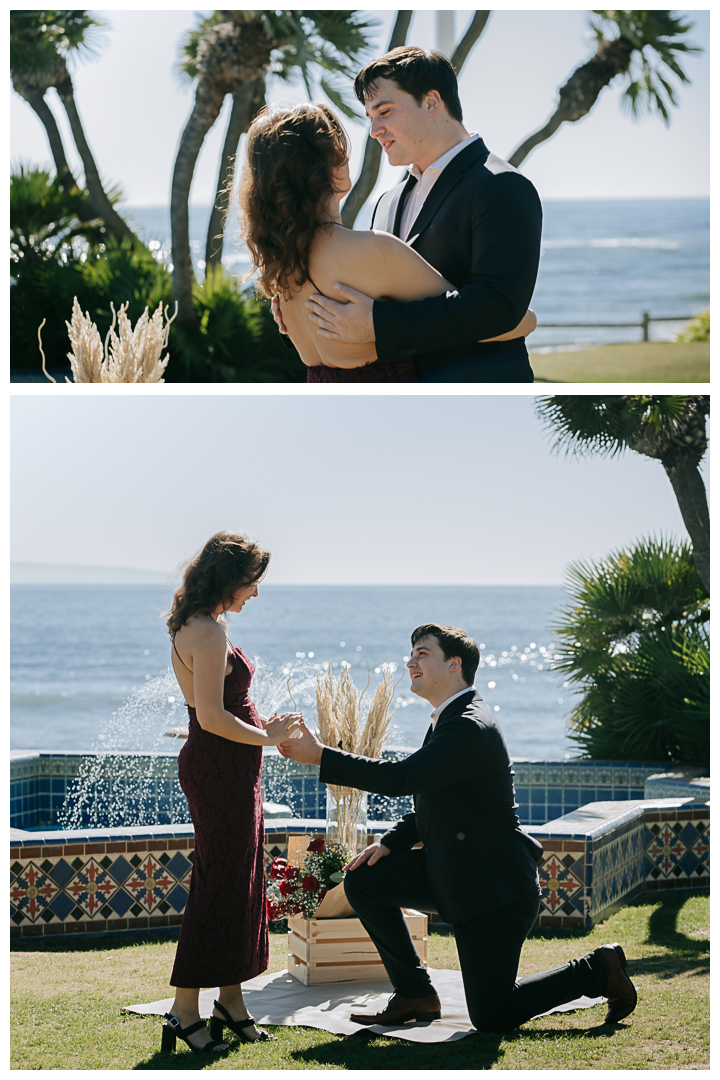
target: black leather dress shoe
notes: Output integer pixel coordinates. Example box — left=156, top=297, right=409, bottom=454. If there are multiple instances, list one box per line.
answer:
left=594, top=943, right=638, bottom=1023
left=350, top=991, right=442, bottom=1026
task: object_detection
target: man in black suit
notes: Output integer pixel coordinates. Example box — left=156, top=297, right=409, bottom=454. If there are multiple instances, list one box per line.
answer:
left=303, top=47, right=543, bottom=382
left=279, top=624, right=637, bottom=1031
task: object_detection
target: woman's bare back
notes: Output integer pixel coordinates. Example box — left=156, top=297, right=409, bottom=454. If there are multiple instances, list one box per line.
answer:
left=280, top=225, right=453, bottom=369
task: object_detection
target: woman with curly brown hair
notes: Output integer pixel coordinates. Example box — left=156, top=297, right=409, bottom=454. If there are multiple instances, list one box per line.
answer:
left=238, top=102, right=535, bottom=382
left=161, top=531, right=302, bottom=1055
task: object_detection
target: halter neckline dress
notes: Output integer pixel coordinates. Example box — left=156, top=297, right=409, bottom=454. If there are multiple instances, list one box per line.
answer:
left=170, top=642, right=269, bottom=988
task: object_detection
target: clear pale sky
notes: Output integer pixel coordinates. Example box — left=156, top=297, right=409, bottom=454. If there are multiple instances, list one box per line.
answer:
left=9, top=7, right=710, bottom=208
left=10, top=395, right=706, bottom=585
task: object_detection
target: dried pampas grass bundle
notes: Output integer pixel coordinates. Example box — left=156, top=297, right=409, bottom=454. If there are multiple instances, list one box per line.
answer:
left=316, top=664, right=401, bottom=850
left=40, top=296, right=177, bottom=383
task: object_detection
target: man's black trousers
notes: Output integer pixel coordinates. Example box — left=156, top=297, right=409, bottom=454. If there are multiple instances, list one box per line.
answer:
left=343, top=847, right=605, bottom=1032
left=415, top=338, right=535, bottom=383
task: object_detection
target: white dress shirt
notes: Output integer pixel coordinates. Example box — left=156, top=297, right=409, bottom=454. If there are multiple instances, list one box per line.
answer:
left=429, top=685, right=476, bottom=729
left=399, top=133, right=480, bottom=242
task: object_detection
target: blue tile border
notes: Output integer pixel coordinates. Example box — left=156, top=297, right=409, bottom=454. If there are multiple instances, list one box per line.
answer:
left=11, top=751, right=673, bottom=830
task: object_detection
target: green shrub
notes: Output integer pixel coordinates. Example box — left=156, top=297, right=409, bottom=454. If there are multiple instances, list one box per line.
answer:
left=11, top=239, right=172, bottom=373
left=167, top=266, right=304, bottom=383
left=676, top=309, right=709, bottom=342
left=10, top=167, right=305, bottom=381
left=11, top=240, right=304, bottom=382
left=553, top=536, right=709, bottom=765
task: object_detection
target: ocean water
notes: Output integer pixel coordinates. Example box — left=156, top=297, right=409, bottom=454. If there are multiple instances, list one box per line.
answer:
left=11, top=584, right=576, bottom=761
left=125, top=197, right=709, bottom=351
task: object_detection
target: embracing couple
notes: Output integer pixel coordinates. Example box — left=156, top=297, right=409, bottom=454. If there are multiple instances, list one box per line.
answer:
left=239, top=46, right=542, bottom=382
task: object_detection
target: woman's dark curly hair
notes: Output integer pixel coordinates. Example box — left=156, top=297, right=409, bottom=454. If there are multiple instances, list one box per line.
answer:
left=166, top=531, right=270, bottom=637
left=238, top=103, right=349, bottom=299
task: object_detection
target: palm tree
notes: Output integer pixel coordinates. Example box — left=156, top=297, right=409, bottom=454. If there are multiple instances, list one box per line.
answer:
left=553, top=536, right=709, bottom=764
left=509, top=10, right=701, bottom=168
left=341, top=10, right=492, bottom=228
left=171, top=10, right=375, bottom=325
left=10, top=10, right=135, bottom=242
left=536, top=395, right=710, bottom=594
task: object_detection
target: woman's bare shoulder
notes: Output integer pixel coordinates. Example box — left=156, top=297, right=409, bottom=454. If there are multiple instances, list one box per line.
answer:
left=312, top=225, right=403, bottom=259
left=310, top=225, right=447, bottom=301
left=178, top=615, right=224, bottom=647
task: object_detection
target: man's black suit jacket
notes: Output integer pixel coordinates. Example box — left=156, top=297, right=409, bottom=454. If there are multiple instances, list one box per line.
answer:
left=319, top=688, right=542, bottom=925
left=370, top=138, right=542, bottom=377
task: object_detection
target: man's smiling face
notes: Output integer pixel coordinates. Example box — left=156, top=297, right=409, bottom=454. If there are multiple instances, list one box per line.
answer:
left=407, top=634, right=461, bottom=703
left=364, top=76, right=436, bottom=170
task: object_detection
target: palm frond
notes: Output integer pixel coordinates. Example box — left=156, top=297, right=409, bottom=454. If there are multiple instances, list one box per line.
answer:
left=535, top=395, right=703, bottom=460
left=589, top=9, right=701, bottom=125
left=552, top=534, right=709, bottom=764
left=10, top=9, right=105, bottom=73
left=320, top=75, right=361, bottom=120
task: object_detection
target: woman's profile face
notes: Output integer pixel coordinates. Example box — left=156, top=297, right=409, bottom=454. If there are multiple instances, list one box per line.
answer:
left=227, top=581, right=259, bottom=614
left=332, top=157, right=352, bottom=200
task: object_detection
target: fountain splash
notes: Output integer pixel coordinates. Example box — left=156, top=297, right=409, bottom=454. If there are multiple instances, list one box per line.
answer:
left=57, top=657, right=409, bottom=829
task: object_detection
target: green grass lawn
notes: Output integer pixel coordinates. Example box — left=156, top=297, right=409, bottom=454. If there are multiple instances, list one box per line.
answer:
left=11, top=892, right=708, bottom=1070
left=531, top=341, right=709, bottom=383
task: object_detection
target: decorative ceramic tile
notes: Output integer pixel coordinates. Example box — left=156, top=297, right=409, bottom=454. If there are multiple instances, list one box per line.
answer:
left=10, top=862, right=60, bottom=922
left=538, top=853, right=584, bottom=915
left=64, top=858, right=119, bottom=917
left=124, top=855, right=177, bottom=913
left=591, top=824, right=645, bottom=913
left=645, top=819, right=710, bottom=881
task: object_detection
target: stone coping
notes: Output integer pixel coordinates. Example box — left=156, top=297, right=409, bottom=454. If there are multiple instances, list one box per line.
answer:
left=9, top=818, right=395, bottom=848
left=531, top=798, right=709, bottom=841
left=12, top=800, right=706, bottom=849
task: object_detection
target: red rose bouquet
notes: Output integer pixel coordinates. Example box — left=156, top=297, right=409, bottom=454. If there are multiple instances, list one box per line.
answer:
left=266, top=835, right=352, bottom=920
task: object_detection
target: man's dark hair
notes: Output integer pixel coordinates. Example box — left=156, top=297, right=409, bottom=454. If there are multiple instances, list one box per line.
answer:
left=354, top=46, right=463, bottom=124
left=411, top=624, right=479, bottom=685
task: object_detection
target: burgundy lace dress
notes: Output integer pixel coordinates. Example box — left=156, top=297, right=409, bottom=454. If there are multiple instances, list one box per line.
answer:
left=306, top=358, right=417, bottom=383
left=170, top=644, right=269, bottom=988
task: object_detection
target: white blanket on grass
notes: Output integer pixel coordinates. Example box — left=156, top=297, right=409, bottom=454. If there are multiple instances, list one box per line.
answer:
left=124, top=968, right=604, bottom=1044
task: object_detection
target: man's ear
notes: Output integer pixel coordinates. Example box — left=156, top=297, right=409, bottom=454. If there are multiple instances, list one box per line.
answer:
left=424, top=89, right=443, bottom=116
left=447, top=655, right=461, bottom=672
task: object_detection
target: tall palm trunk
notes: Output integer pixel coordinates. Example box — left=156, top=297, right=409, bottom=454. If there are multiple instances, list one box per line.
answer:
left=171, top=17, right=271, bottom=323
left=171, top=103, right=221, bottom=324
left=508, top=36, right=635, bottom=168
left=625, top=396, right=710, bottom=596
left=205, top=76, right=266, bottom=271
left=450, top=10, right=491, bottom=72
left=12, top=80, right=77, bottom=194
left=55, top=69, right=135, bottom=242
left=661, top=457, right=710, bottom=595
left=341, top=10, right=491, bottom=228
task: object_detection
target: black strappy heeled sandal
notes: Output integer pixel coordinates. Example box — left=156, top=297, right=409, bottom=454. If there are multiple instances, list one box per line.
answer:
left=161, top=1013, right=228, bottom=1054
left=208, top=1000, right=275, bottom=1043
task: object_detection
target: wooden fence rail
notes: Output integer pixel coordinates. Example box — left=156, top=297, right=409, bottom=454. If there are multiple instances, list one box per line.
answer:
left=538, top=312, right=694, bottom=344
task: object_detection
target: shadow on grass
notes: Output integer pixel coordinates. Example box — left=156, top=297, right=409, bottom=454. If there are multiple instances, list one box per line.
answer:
left=11, top=928, right=181, bottom=953
left=289, top=1018, right=627, bottom=1071
left=134, top=1047, right=227, bottom=1070
left=288, top=1029, right=506, bottom=1070
left=631, top=892, right=710, bottom=979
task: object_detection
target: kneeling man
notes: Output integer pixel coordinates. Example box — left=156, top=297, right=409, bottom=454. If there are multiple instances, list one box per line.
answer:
left=280, top=624, right=636, bottom=1031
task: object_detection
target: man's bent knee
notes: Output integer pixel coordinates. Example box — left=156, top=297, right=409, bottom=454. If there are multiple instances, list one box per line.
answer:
left=343, top=861, right=375, bottom=904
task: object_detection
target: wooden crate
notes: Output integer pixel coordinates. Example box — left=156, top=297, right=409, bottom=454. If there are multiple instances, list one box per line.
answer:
left=287, top=909, right=427, bottom=986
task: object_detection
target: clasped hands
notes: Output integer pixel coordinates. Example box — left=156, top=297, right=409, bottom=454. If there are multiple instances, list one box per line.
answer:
left=277, top=720, right=324, bottom=765
left=272, top=283, right=375, bottom=344
left=278, top=724, right=391, bottom=871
